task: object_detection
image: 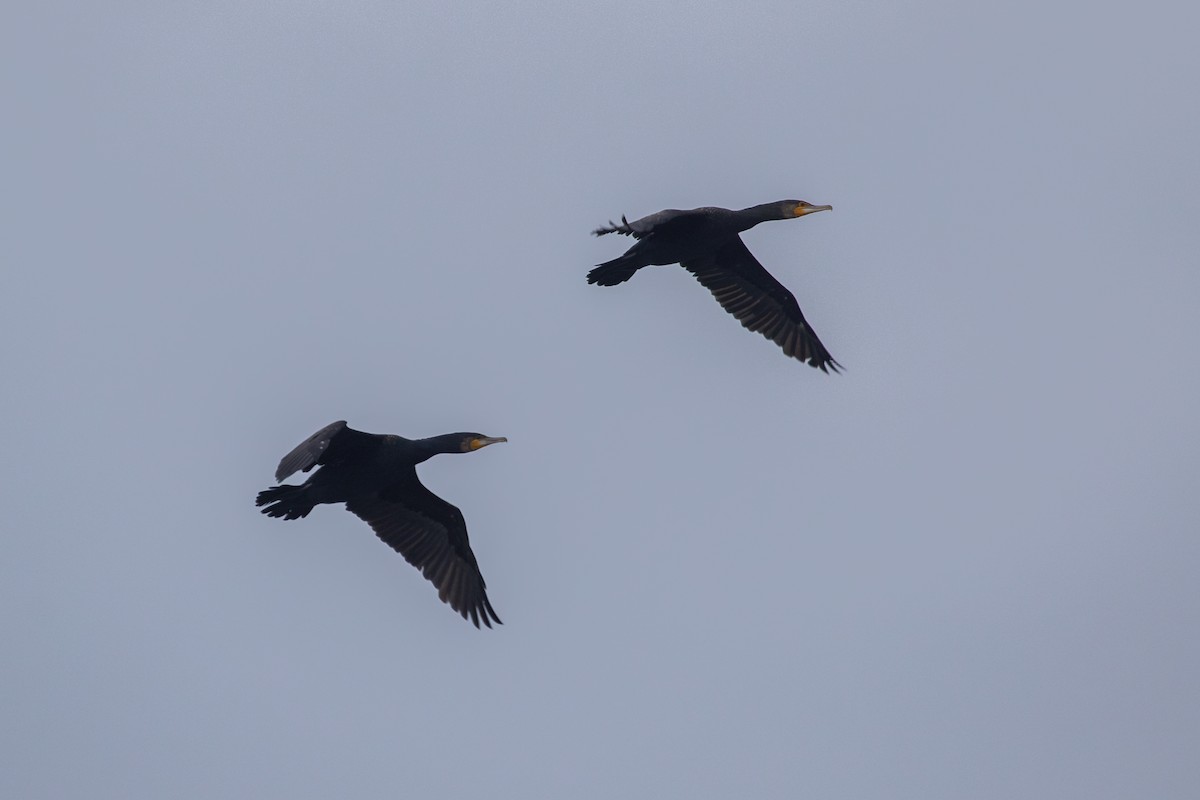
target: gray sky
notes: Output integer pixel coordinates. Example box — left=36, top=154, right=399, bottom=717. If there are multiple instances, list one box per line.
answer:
left=3, top=1, right=1198, bottom=797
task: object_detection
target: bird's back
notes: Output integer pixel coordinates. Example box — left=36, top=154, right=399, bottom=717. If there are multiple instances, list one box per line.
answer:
left=632, top=207, right=742, bottom=265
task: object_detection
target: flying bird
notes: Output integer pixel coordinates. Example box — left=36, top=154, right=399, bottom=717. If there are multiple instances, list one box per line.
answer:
left=256, top=421, right=506, bottom=628
left=589, top=200, right=842, bottom=372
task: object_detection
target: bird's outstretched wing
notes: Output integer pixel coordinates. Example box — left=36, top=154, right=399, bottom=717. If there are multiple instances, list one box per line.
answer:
left=273, top=421, right=380, bottom=482
left=682, top=238, right=842, bottom=373
left=346, top=475, right=501, bottom=629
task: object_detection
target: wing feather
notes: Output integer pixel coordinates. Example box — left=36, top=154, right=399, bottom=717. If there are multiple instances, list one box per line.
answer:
left=346, top=477, right=501, bottom=628
left=682, top=238, right=842, bottom=373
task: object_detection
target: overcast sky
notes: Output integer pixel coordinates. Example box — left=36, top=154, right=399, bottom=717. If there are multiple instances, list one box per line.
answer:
left=3, top=1, right=1198, bottom=798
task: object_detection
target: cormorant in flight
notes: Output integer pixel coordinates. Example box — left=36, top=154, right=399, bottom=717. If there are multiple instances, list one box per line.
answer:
left=590, top=200, right=841, bottom=372
left=256, top=421, right=506, bottom=628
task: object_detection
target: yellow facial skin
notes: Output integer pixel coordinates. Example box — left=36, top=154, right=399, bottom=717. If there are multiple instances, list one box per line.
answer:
left=469, top=436, right=508, bottom=451
left=793, top=202, right=833, bottom=217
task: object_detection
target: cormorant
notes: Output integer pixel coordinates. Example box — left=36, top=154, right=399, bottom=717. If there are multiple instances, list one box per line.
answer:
left=255, top=421, right=506, bottom=628
left=589, top=200, right=842, bottom=372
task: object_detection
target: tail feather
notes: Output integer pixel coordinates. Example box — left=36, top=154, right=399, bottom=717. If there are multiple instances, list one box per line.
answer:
left=256, top=484, right=315, bottom=520
left=587, top=255, right=642, bottom=286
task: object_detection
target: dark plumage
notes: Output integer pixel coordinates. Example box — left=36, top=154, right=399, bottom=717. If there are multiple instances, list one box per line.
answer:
left=589, top=200, right=842, bottom=372
left=255, top=421, right=506, bottom=628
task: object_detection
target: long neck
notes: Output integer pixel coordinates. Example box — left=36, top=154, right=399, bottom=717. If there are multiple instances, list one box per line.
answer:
left=409, top=433, right=463, bottom=463
left=732, top=203, right=783, bottom=233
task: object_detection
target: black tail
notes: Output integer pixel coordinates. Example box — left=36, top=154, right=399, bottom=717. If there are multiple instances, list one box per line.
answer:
left=587, top=255, right=642, bottom=286
left=256, top=484, right=316, bottom=520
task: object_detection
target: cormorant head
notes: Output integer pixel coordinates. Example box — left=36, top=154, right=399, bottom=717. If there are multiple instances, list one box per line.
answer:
left=782, top=200, right=833, bottom=218
left=460, top=434, right=508, bottom=452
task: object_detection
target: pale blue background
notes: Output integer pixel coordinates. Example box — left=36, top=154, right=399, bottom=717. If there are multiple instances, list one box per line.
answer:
left=3, top=1, right=1198, bottom=797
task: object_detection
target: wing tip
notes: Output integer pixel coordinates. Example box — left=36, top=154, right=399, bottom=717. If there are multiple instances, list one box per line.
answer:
left=816, top=356, right=845, bottom=374
left=462, top=597, right=503, bottom=629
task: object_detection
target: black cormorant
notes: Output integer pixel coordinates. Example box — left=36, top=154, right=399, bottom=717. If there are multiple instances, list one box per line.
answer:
left=256, top=421, right=506, bottom=628
left=589, top=200, right=841, bottom=372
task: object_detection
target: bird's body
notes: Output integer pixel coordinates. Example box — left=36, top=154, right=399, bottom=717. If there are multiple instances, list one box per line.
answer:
left=589, top=200, right=842, bottom=372
left=256, top=421, right=506, bottom=628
